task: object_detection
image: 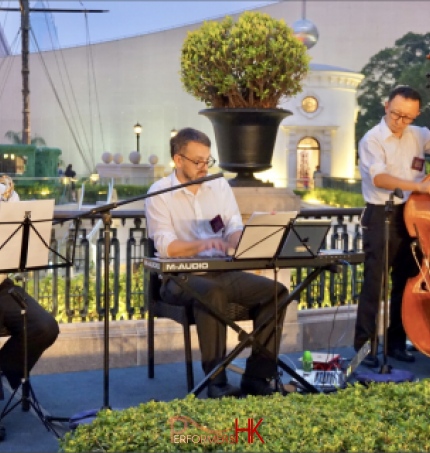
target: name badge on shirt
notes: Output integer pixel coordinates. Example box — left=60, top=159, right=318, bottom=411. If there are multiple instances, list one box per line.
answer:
left=411, top=157, right=424, bottom=171
left=210, top=214, right=224, bottom=233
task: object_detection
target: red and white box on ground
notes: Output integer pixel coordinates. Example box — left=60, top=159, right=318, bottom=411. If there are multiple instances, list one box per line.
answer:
left=302, top=353, right=342, bottom=371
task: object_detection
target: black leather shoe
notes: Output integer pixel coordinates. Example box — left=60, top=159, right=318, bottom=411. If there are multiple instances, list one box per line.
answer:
left=241, top=376, right=276, bottom=396
left=387, top=348, right=415, bottom=363
left=362, top=354, right=379, bottom=368
left=207, top=382, right=241, bottom=399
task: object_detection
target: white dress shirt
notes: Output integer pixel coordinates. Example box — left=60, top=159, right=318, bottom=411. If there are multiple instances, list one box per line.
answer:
left=359, top=118, right=430, bottom=204
left=145, top=172, right=243, bottom=258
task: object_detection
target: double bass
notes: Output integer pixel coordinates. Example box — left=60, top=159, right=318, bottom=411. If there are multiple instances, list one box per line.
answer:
left=403, top=179, right=430, bottom=355
left=402, top=53, right=430, bottom=355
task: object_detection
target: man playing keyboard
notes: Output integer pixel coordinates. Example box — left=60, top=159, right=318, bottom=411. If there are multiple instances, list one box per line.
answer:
left=145, top=128, right=289, bottom=398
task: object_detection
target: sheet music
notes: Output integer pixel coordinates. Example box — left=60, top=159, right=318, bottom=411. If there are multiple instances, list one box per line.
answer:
left=0, top=199, right=55, bottom=270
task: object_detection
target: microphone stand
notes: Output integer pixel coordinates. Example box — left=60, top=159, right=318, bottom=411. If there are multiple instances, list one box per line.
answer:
left=356, top=188, right=415, bottom=385
left=54, top=172, right=224, bottom=420
left=379, top=189, right=401, bottom=374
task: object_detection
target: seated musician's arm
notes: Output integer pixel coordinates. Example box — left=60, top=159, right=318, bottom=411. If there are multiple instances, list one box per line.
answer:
left=226, top=231, right=242, bottom=249
left=146, top=191, right=228, bottom=258
left=146, top=192, right=178, bottom=258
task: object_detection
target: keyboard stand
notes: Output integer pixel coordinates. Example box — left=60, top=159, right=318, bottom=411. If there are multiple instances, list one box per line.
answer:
left=165, top=265, right=331, bottom=395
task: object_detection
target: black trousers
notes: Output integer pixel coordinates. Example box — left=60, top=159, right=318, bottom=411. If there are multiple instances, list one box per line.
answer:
left=160, top=271, right=288, bottom=383
left=0, top=279, right=59, bottom=389
left=354, top=203, right=418, bottom=352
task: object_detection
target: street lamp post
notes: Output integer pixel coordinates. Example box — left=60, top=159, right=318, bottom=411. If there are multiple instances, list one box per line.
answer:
left=134, top=122, right=142, bottom=152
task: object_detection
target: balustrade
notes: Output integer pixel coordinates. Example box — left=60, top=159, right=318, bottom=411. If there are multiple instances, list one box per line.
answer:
left=19, top=208, right=363, bottom=322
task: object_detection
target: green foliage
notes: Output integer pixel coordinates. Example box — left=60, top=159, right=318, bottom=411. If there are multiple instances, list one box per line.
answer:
left=14, top=179, right=61, bottom=201
left=295, top=188, right=365, bottom=208
left=115, top=184, right=150, bottom=199
left=4, top=129, right=47, bottom=146
left=180, top=11, right=310, bottom=108
left=76, top=183, right=149, bottom=203
left=356, top=32, right=430, bottom=144
left=59, top=380, right=430, bottom=452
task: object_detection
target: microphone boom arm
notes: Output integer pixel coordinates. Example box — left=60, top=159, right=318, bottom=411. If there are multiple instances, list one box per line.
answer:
left=84, top=172, right=224, bottom=217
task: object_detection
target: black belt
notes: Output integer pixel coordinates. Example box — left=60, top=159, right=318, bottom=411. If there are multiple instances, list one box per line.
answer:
left=365, top=203, right=405, bottom=209
left=365, top=202, right=406, bottom=223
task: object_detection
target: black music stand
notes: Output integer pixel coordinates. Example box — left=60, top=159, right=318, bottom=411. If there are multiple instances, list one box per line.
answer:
left=160, top=217, right=326, bottom=395
left=232, top=214, right=295, bottom=392
left=0, top=199, right=77, bottom=438
left=356, top=189, right=415, bottom=385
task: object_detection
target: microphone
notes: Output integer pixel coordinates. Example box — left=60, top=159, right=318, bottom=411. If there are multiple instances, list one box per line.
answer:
left=390, top=188, right=404, bottom=201
left=386, top=188, right=403, bottom=213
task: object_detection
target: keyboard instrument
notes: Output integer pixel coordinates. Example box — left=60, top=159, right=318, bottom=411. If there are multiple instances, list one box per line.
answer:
left=143, top=251, right=364, bottom=273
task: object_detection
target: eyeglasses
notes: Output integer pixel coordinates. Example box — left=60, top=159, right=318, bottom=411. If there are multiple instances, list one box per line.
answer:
left=179, top=154, right=216, bottom=169
left=389, top=110, right=419, bottom=124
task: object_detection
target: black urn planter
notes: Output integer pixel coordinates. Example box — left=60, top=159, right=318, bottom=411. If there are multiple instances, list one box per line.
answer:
left=200, top=108, right=292, bottom=187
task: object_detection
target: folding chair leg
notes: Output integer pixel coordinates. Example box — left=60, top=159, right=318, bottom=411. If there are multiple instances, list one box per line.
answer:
left=183, top=323, right=194, bottom=392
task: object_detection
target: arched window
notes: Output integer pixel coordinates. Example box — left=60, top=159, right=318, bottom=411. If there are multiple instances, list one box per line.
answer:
left=296, top=137, right=320, bottom=189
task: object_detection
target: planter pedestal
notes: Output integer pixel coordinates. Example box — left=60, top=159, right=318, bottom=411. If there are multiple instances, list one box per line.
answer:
left=233, top=186, right=301, bottom=222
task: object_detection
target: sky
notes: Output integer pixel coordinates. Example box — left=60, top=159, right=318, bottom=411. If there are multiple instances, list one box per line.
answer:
left=0, top=1, right=276, bottom=52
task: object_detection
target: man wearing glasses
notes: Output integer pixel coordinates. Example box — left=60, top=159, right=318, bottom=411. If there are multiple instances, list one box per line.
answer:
left=145, top=128, right=289, bottom=398
left=354, top=85, right=430, bottom=367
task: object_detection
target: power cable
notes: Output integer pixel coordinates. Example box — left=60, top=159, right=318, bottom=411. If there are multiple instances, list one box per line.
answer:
left=323, top=259, right=357, bottom=369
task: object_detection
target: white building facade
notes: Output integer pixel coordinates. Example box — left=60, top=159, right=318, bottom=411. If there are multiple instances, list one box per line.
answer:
left=0, top=1, right=428, bottom=185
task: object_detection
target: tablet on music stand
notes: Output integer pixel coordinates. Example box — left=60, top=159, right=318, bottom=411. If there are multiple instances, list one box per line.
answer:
left=233, top=211, right=298, bottom=259
left=278, top=218, right=332, bottom=259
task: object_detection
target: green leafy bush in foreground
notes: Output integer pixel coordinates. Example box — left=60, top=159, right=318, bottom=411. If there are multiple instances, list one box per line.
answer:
left=59, top=380, right=430, bottom=452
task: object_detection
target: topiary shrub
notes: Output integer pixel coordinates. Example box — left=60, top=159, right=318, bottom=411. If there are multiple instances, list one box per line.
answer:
left=180, top=11, right=310, bottom=108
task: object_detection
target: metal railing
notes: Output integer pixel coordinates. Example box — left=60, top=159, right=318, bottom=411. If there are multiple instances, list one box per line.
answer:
left=18, top=207, right=364, bottom=322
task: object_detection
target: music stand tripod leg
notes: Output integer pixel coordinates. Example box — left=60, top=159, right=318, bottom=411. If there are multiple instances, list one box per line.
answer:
left=271, top=264, right=284, bottom=394
left=0, top=288, right=61, bottom=438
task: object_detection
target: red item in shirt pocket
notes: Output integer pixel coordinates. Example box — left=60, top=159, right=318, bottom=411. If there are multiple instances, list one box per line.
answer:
left=210, top=215, right=224, bottom=233
left=411, top=157, right=424, bottom=171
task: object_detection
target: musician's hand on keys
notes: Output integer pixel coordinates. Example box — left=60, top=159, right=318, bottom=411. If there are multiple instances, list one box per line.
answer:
left=226, top=247, right=235, bottom=257
left=199, top=238, right=229, bottom=255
